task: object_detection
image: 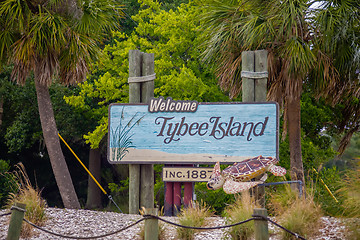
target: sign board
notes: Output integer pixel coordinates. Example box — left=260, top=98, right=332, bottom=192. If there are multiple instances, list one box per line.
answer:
left=162, top=167, right=213, bottom=182
left=108, top=97, right=278, bottom=164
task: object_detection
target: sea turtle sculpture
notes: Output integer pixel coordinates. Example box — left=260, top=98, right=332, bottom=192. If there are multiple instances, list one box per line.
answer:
left=207, top=156, right=286, bottom=194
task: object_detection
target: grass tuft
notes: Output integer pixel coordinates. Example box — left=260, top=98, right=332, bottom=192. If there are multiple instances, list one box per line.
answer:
left=6, top=163, right=47, bottom=238
left=336, top=167, right=360, bottom=239
left=337, top=168, right=360, bottom=218
left=278, top=194, right=322, bottom=239
left=176, top=201, right=213, bottom=240
left=224, top=191, right=259, bottom=240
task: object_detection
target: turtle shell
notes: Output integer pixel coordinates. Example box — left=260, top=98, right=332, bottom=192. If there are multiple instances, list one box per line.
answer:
left=223, top=156, right=276, bottom=182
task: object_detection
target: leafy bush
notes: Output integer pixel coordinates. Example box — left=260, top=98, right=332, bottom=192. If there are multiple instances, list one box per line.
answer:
left=0, top=159, right=17, bottom=208
left=107, top=178, right=129, bottom=213
left=195, top=182, right=235, bottom=215
left=177, top=201, right=213, bottom=240
left=309, top=166, right=344, bottom=216
left=224, top=191, right=259, bottom=240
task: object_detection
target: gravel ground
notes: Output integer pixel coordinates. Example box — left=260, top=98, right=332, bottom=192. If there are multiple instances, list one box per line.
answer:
left=0, top=208, right=353, bottom=239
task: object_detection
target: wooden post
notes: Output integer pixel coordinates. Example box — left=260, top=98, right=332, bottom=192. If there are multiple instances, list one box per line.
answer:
left=144, top=208, right=158, bottom=240
left=242, top=51, right=255, bottom=102
left=242, top=50, right=268, bottom=207
left=253, top=208, right=269, bottom=240
left=141, top=53, right=155, bottom=103
left=140, top=53, right=155, bottom=209
left=129, top=50, right=142, bottom=103
left=183, top=182, right=193, bottom=208
left=183, top=164, right=194, bottom=208
left=129, top=50, right=142, bottom=214
left=173, top=182, right=182, bottom=215
left=128, top=50, right=155, bottom=213
left=254, top=50, right=267, bottom=207
left=7, top=202, right=26, bottom=240
left=164, top=181, right=174, bottom=216
left=254, top=50, right=268, bottom=102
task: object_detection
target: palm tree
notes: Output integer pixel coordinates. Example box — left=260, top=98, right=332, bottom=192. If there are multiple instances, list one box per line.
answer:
left=0, top=0, right=122, bottom=208
left=201, top=0, right=360, bottom=183
left=311, top=1, right=360, bottom=155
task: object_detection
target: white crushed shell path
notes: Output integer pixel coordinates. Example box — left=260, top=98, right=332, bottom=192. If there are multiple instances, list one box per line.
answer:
left=0, top=208, right=353, bottom=239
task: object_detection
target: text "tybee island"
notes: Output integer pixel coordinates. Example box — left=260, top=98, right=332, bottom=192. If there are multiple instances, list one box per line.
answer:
left=155, top=116, right=269, bottom=144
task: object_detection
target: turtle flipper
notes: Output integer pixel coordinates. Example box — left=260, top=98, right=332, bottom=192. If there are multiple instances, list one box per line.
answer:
left=260, top=173, right=268, bottom=182
left=268, top=164, right=286, bottom=176
left=223, top=179, right=262, bottom=194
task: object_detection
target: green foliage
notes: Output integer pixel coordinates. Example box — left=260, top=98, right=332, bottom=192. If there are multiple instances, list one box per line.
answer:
left=107, top=178, right=129, bottom=213
left=337, top=168, right=360, bottom=218
left=154, top=164, right=164, bottom=206
left=195, top=182, right=234, bottom=215
left=0, top=74, right=41, bottom=152
left=108, top=179, right=129, bottom=193
left=278, top=93, right=337, bottom=173
left=65, top=0, right=232, bottom=148
left=310, top=167, right=344, bottom=216
left=0, top=159, right=17, bottom=208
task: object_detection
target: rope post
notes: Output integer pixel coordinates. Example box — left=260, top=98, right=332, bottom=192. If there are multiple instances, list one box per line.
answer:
left=7, top=202, right=26, bottom=240
left=253, top=208, right=269, bottom=240
left=144, top=208, right=158, bottom=240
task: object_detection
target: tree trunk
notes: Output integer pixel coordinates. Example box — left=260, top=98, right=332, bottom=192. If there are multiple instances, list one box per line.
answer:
left=0, top=96, right=3, bottom=128
left=86, top=148, right=102, bottom=209
left=287, top=96, right=305, bottom=185
left=34, top=80, right=80, bottom=209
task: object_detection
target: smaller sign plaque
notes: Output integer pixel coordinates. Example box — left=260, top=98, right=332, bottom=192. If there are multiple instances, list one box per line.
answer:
left=162, top=167, right=213, bottom=182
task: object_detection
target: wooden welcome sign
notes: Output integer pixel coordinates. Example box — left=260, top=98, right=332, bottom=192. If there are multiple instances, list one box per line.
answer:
left=108, top=97, right=279, bottom=164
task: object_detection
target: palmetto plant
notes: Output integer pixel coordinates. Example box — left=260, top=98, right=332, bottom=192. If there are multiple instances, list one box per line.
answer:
left=0, top=0, right=123, bottom=208
left=200, top=0, right=360, bottom=183
left=110, top=107, right=145, bottom=161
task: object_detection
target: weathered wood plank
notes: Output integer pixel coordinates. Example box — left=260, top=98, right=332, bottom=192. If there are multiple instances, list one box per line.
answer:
left=255, top=50, right=268, bottom=102
left=242, top=51, right=255, bottom=102
left=128, top=49, right=142, bottom=214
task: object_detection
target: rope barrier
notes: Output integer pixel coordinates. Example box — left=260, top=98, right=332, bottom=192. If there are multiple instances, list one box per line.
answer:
left=23, top=213, right=307, bottom=239
left=23, top=217, right=146, bottom=239
left=0, top=212, right=11, bottom=217
left=143, top=214, right=256, bottom=230
left=10, top=205, right=26, bottom=212
left=252, top=214, right=307, bottom=240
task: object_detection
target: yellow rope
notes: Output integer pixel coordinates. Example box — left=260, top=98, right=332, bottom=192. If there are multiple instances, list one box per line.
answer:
left=312, top=168, right=338, bottom=203
left=58, top=133, right=107, bottom=195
